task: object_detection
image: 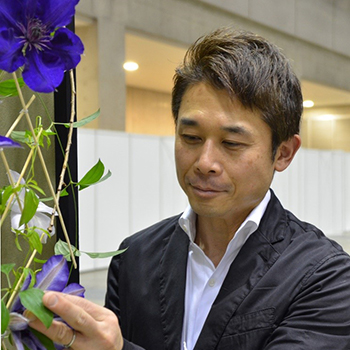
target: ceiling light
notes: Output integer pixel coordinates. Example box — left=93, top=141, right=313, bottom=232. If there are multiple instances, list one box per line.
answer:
left=123, top=61, right=139, bottom=71
left=303, top=100, right=314, bottom=108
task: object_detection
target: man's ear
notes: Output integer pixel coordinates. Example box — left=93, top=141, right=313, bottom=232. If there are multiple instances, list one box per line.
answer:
left=274, top=135, right=301, bottom=172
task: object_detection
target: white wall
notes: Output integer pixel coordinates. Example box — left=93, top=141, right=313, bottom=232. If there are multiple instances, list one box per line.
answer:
left=78, top=129, right=187, bottom=271
left=78, top=129, right=350, bottom=271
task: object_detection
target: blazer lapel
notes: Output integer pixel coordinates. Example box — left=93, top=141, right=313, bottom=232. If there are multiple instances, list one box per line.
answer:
left=159, top=224, right=189, bottom=350
left=194, top=230, right=281, bottom=350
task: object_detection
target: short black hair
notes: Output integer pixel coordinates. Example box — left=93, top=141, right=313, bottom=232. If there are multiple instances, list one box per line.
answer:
left=172, top=27, right=303, bottom=158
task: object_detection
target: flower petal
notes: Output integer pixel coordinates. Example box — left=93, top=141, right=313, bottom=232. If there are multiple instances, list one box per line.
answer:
left=37, top=0, right=79, bottom=29
left=62, top=283, right=85, bottom=297
left=0, top=135, right=22, bottom=148
left=34, top=255, right=68, bottom=292
left=10, top=211, right=22, bottom=230
left=28, top=212, right=55, bottom=243
left=8, top=170, right=26, bottom=186
left=0, top=0, right=25, bottom=28
left=37, top=201, right=55, bottom=215
left=11, top=331, right=25, bottom=350
left=22, top=329, right=47, bottom=350
left=9, top=312, right=29, bottom=331
left=0, top=28, right=25, bottom=73
left=22, top=48, right=64, bottom=93
left=46, top=28, right=84, bottom=70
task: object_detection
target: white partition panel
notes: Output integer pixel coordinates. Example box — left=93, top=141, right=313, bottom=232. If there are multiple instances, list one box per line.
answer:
left=129, top=135, right=161, bottom=234
left=302, top=149, right=320, bottom=225
left=94, top=131, right=130, bottom=269
left=79, top=129, right=350, bottom=271
left=159, top=138, right=188, bottom=219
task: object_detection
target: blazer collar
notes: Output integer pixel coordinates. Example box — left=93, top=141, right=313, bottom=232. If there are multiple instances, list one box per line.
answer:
left=159, top=223, right=189, bottom=350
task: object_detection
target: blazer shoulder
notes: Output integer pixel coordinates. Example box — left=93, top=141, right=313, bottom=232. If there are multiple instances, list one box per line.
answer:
left=116, top=214, right=183, bottom=259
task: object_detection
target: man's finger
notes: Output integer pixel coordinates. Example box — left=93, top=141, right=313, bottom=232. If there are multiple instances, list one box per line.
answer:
left=43, top=292, right=109, bottom=321
left=41, top=292, right=98, bottom=334
left=30, top=317, right=79, bottom=348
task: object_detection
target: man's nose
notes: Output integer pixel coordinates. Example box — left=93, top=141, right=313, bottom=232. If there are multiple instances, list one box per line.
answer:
left=195, top=141, right=222, bottom=175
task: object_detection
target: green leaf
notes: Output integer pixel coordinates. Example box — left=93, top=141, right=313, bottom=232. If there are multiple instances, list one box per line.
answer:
left=1, top=299, right=10, bottom=334
left=30, top=329, right=56, bottom=350
left=54, top=239, right=127, bottom=261
left=27, top=229, right=43, bottom=254
left=84, top=248, right=128, bottom=259
left=1, top=263, right=16, bottom=277
left=19, top=189, right=39, bottom=226
left=0, top=77, right=24, bottom=97
left=23, top=268, right=36, bottom=289
left=78, top=159, right=105, bottom=190
left=63, top=109, right=100, bottom=128
left=19, top=288, right=53, bottom=328
left=14, top=234, right=23, bottom=251
left=0, top=186, right=15, bottom=210
left=10, top=130, right=28, bottom=144
left=54, top=239, right=80, bottom=262
left=33, top=257, right=47, bottom=264
left=28, top=183, right=46, bottom=197
left=91, top=170, right=112, bottom=188
left=40, top=187, right=69, bottom=202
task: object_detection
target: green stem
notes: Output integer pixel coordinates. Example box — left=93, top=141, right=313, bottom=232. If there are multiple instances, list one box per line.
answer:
left=11, top=71, right=77, bottom=268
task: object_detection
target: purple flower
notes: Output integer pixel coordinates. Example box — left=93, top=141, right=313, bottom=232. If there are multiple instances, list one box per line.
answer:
left=0, top=135, right=22, bottom=148
left=0, top=0, right=84, bottom=93
left=9, top=255, right=85, bottom=350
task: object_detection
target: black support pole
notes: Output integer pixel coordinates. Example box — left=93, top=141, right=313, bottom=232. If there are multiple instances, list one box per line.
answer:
left=54, top=18, right=80, bottom=284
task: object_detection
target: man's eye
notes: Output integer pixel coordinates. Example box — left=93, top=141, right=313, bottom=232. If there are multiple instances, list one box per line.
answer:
left=223, top=141, right=241, bottom=148
left=182, top=134, right=200, bottom=142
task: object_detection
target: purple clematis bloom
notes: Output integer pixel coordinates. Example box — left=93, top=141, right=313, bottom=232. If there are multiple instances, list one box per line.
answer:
left=0, top=0, right=84, bottom=93
left=9, top=255, right=85, bottom=350
left=0, top=135, right=22, bottom=148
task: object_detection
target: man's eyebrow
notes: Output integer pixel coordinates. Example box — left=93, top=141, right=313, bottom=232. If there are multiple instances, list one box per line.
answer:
left=222, top=125, right=252, bottom=136
left=179, top=118, right=252, bottom=136
left=179, top=118, right=198, bottom=126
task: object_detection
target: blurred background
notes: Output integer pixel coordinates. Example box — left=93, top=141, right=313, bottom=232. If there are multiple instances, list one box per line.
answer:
left=74, top=0, right=350, bottom=304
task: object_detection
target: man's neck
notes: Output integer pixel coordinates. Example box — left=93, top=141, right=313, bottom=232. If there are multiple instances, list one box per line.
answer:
left=195, top=217, right=242, bottom=267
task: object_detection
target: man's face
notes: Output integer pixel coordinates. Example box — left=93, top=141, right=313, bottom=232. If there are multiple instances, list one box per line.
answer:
left=175, top=82, right=280, bottom=224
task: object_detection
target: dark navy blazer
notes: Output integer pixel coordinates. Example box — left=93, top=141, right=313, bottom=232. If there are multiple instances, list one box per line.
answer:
left=105, top=190, right=350, bottom=350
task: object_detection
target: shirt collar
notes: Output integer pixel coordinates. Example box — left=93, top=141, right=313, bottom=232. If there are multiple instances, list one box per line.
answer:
left=179, top=190, right=271, bottom=243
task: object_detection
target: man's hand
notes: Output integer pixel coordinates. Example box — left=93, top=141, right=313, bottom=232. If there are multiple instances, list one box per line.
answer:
left=29, top=291, right=124, bottom=350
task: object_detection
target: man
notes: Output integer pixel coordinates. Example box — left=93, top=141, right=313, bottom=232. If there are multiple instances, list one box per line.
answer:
left=31, top=27, right=350, bottom=350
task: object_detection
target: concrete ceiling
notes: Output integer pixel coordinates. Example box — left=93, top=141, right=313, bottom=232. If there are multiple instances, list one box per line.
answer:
left=125, top=33, right=350, bottom=110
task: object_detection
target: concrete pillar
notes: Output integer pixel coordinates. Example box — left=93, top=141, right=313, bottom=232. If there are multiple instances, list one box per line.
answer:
left=97, top=17, right=126, bottom=131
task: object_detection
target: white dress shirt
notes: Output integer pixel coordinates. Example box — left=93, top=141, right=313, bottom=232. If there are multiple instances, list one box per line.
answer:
left=179, top=190, right=271, bottom=350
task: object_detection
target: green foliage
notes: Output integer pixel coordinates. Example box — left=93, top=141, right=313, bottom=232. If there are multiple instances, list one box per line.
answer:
left=0, top=77, right=24, bottom=97
left=19, top=288, right=53, bottom=328
left=62, top=109, right=100, bottom=128
left=1, top=299, right=10, bottom=335
left=1, top=263, right=16, bottom=277
left=77, top=159, right=112, bottom=190
left=30, top=329, right=56, bottom=350
left=54, top=239, right=127, bottom=262
left=11, top=125, right=56, bottom=149
left=27, top=229, right=43, bottom=254
left=0, top=184, right=22, bottom=215
left=19, top=189, right=39, bottom=226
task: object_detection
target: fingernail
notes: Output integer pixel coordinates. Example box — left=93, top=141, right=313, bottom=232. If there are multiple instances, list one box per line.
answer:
left=45, top=293, right=58, bottom=307
left=23, top=310, right=37, bottom=322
